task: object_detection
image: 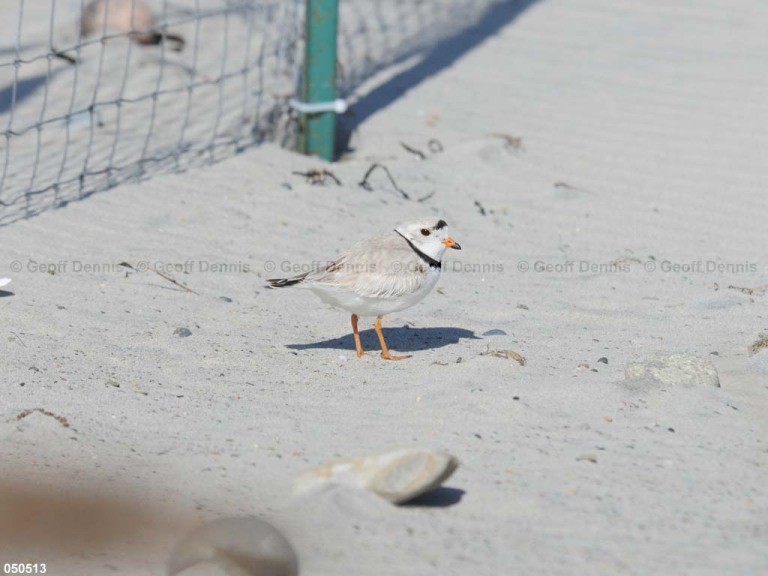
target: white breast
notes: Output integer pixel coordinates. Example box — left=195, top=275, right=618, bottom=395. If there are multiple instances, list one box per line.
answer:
left=309, top=266, right=442, bottom=317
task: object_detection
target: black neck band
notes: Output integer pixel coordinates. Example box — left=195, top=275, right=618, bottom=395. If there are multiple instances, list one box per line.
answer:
left=394, top=230, right=441, bottom=270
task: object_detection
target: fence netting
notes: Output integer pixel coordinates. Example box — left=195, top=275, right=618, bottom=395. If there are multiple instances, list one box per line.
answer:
left=0, top=0, right=507, bottom=226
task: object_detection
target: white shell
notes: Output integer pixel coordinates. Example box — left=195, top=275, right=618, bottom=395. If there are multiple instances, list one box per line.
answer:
left=295, top=448, right=459, bottom=504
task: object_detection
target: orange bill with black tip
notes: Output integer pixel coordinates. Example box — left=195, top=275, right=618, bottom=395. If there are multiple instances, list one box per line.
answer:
left=443, top=237, right=461, bottom=250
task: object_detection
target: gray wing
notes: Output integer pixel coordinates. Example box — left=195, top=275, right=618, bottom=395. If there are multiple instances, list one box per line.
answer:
left=307, top=233, right=429, bottom=298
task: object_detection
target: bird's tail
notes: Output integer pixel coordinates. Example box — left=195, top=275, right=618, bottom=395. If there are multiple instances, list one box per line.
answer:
left=267, top=272, right=308, bottom=288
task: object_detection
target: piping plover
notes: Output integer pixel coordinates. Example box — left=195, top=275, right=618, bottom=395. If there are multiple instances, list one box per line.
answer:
left=268, top=218, right=461, bottom=360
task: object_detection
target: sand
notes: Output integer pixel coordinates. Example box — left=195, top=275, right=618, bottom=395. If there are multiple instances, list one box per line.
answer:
left=2, top=0, right=768, bottom=574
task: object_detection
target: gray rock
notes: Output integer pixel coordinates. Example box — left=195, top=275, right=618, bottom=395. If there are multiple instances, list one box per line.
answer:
left=625, top=353, right=720, bottom=387
left=482, top=329, right=507, bottom=337
left=174, top=327, right=193, bottom=337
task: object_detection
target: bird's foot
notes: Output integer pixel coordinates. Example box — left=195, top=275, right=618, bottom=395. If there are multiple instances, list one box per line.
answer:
left=380, top=352, right=411, bottom=361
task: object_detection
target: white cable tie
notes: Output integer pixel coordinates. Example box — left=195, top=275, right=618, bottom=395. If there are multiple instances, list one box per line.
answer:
left=289, top=98, right=348, bottom=114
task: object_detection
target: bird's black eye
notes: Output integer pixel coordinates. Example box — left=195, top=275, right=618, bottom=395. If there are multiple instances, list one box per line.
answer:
left=420, top=228, right=431, bottom=236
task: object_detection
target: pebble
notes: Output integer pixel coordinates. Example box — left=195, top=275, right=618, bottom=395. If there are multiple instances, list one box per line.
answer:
left=624, top=353, right=720, bottom=387
left=174, top=327, right=193, bottom=338
left=218, top=296, right=233, bottom=303
left=168, top=517, right=298, bottom=576
left=482, top=329, right=507, bottom=337
left=295, top=448, right=459, bottom=505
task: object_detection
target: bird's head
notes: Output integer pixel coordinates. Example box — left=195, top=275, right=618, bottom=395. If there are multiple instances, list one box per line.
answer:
left=395, top=218, right=461, bottom=262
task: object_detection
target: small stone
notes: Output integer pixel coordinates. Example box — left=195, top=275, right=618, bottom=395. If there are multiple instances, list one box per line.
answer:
left=597, top=357, right=608, bottom=364
left=106, top=380, right=120, bottom=388
left=174, top=327, right=192, bottom=338
left=295, top=448, right=459, bottom=505
left=168, top=517, right=298, bottom=576
left=218, top=296, right=233, bottom=303
left=516, top=304, right=529, bottom=310
left=482, top=329, right=507, bottom=337
left=624, top=353, right=720, bottom=387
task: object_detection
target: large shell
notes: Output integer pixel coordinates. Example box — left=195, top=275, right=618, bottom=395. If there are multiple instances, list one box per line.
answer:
left=295, top=448, right=460, bottom=504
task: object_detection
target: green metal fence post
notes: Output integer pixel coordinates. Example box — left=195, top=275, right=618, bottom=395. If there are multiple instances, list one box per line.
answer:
left=299, top=0, right=339, bottom=161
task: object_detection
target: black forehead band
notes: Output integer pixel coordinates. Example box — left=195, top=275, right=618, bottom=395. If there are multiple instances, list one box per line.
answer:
left=435, top=219, right=448, bottom=230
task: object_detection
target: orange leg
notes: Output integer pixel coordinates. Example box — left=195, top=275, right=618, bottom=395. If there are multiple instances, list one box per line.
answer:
left=374, top=317, right=411, bottom=361
left=351, top=314, right=364, bottom=357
